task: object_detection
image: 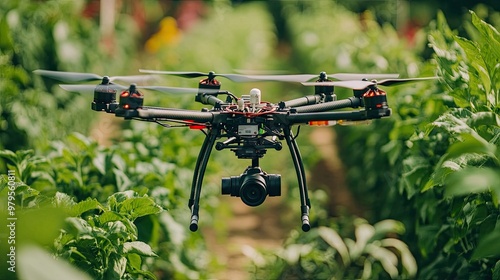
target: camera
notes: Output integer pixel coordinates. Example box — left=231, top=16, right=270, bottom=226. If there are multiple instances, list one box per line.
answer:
left=221, top=167, right=281, bottom=207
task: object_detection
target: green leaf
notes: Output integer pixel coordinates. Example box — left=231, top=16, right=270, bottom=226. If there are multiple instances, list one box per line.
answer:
left=380, top=238, right=417, bottom=277
left=0, top=149, right=18, bottom=165
left=127, top=253, right=142, bottom=271
left=422, top=159, right=460, bottom=192
left=17, top=207, right=68, bottom=246
left=454, top=35, right=490, bottom=105
left=0, top=16, right=14, bottom=50
left=119, top=197, right=163, bottom=220
left=445, top=167, right=500, bottom=204
left=113, top=169, right=132, bottom=192
left=105, top=252, right=127, bottom=279
left=18, top=245, right=92, bottom=280
left=65, top=217, right=93, bottom=236
left=402, top=155, right=432, bottom=195
left=105, top=220, right=129, bottom=239
left=318, top=226, right=350, bottom=266
left=278, top=244, right=312, bottom=265
left=129, top=269, right=158, bottom=280
left=471, top=230, right=500, bottom=260
left=108, top=190, right=136, bottom=209
left=14, top=184, right=41, bottom=204
left=372, top=219, right=406, bottom=239
left=470, top=11, right=500, bottom=76
left=68, top=198, right=102, bottom=217
left=122, top=241, right=158, bottom=257
left=92, top=153, right=107, bottom=175
left=364, top=243, right=399, bottom=278
left=445, top=133, right=497, bottom=161
left=493, top=261, right=500, bottom=280
left=467, top=111, right=500, bottom=127
left=96, top=211, right=124, bottom=225
left=53, top=192, right=76, bottom=208
left=67, top=132, right=93, bottom=151
left=352, top=221, right=375, bottom=259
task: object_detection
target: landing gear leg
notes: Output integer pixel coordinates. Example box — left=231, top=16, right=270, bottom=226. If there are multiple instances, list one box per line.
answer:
left=284, top=128, right=311, bottom=232
left=188, top=128, right=218, bottom=231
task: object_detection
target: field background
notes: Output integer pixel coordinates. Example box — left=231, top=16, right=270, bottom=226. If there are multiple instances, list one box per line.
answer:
left=1, top=1, right=499, bottom=279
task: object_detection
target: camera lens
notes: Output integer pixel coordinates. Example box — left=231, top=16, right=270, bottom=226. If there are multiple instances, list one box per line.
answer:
left=221, top=177, right=231, bottom=195
left=221, top=176, right=239, bottom=196
left=266, top=174, right=281, bottom=197
left=240, top=174, right=267, bottom=207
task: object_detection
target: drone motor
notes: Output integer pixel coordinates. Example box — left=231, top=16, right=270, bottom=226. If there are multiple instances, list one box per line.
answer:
left=362, top=85, right=391, bottom=119
left=115, top=84, right=144, bottom=119
left=119, top=83, right=144, bottom=110
left=196, top=72, right=222, bottom=103
left=92, top=76, right=119, bottom=113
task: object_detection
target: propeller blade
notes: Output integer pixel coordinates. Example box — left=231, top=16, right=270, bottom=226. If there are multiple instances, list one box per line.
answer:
left=60, top=83, right=219, bottom=95
left=59, top=84, right=128, bottom=93
left=139, top=86, right=220, bottom=94
left=234, top=69, right=400, bottom=82
left=139, top=69, right=402, bottom=83
left=302, top=77, right=437, bottom=89
left=34, top=69, right=158, bottom=83
left=107, top=75, right=159, bottom=83
left=376, top=77, right=438, bottom=86
left=235, top=74, right=320, bottom=82
left=329, top=73, right=399, bottom=80
left=139, top=70, right=316, bottom=82
left=34, top=70, right=103, bottom=82
left=139, top=69, right=261, bottom=83
left=138, top=70, right=210, bottom=78
left=231, top=73, right=400, bottom=83
left=302, top=80, right=374, bottom=90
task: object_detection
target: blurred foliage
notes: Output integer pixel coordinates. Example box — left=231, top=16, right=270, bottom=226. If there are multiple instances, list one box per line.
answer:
left=249, top=218, right=416, bottom=279
left=0, top=131, right=217, bottom=279
left=285, top=5, right=499, bottom=280
left=0, top=0, right=142, bottom=151
left=1, top=0, right=499, bottom=279
left=246, top=2, right=500, bottom=280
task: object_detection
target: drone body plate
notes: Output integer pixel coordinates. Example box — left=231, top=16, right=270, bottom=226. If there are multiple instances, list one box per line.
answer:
left=238, top=124, right=259, bottom=136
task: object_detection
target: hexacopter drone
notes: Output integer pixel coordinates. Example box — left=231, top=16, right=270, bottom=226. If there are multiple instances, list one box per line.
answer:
left=34, top=69, right=433, bottom=232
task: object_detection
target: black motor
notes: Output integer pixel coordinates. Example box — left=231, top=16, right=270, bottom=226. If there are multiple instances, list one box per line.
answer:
left=92, top=76, right=118, bottom=113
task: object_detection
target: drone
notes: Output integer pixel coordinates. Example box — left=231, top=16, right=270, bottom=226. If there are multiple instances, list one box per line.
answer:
left=33, top=69, right=434, bottom=232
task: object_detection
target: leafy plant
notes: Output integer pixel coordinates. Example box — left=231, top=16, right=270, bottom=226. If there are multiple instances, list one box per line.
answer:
left=407, top=11, right=500, bottom=278
left=0, top=131, right=216, bottom=279
left=54, top=191, right=161, bottom=280
left=0, top=0, right=145, bottom=152
left=249, top=218, right=416, bottom=280
left=249, top=3, right=499, bottom=279
left=0, top=174, right=161, bottom=279
left=315, top=9, right=500, bottom=279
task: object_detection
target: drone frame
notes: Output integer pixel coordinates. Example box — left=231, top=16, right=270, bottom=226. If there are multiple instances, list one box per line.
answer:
left=34, top=69, right=431, bottom=232
left=111, top=78, right=390, bottom=232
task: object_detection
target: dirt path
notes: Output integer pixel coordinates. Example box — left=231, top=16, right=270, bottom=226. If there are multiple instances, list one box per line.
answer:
left=204, top=196, right=289, bottom=280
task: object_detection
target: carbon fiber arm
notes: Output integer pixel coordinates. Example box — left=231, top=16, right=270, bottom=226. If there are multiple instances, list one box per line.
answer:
left=137, top=108, right=216, bottom=123
left=291, top=97, right=362, bottom=113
